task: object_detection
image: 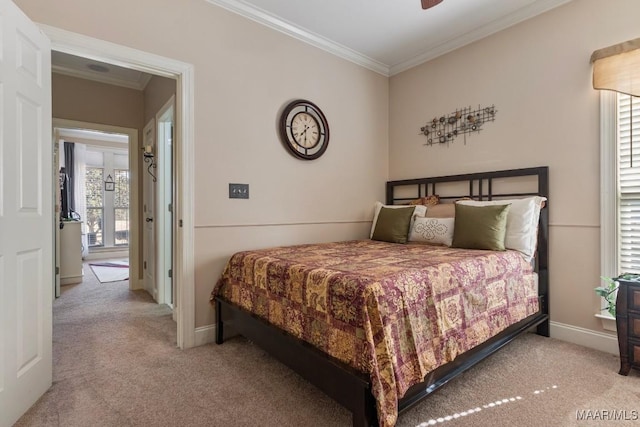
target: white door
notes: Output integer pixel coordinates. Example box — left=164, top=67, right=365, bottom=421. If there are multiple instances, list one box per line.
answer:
left=142, top=119, right=157, bottom=300
left=0, top=1, right=53, bottom=426
left=53, top=130, right=61, bottom=298
left=157, top=99, right=174, bottom=307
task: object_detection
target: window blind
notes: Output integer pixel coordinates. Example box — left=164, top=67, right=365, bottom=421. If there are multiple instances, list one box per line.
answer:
left=618, top=93, right=640, bottom=273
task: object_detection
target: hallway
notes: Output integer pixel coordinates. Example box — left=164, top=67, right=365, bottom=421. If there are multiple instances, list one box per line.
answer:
left=17, top=262, right=177, bottom=425
left=14, top=263, right=351, bottom=426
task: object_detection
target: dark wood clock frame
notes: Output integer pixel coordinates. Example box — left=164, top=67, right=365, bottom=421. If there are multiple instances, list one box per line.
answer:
left=279, top=99, right=330, bottom=160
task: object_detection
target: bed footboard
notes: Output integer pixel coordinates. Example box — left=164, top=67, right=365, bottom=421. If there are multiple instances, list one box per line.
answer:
left=216, top=297, right=378, bottom=427
left=397, top=308, right=549, bottom=415
left=216, top=296, right=548, bottom=426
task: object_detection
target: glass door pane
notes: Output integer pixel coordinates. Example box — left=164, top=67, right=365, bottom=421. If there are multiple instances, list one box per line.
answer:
left=86, top=167, right=104, bottom=247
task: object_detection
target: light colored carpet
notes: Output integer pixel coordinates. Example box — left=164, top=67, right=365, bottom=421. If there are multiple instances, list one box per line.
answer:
left=88, top=260, right=129, bottom=283
left=15, top=265, right=640, bottom=427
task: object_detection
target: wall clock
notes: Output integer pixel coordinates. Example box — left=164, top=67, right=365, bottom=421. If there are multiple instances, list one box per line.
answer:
left=279, top=99, right=329, bottom=160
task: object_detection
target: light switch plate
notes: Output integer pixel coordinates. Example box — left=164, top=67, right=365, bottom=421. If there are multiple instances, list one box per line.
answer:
left=229, top=183, right=249, bottom=199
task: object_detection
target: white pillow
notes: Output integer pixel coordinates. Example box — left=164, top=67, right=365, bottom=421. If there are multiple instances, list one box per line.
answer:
left=370, top=202, right=427, bottom=239
left=456, top=196, right=546, bottom=260
left=409, top=217, right=454, bottom=246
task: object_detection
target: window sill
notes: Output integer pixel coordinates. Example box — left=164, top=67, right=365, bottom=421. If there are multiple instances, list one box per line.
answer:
left=595, top=313, right=617, bottom=332
left=89, top=246, right=129, bottom=253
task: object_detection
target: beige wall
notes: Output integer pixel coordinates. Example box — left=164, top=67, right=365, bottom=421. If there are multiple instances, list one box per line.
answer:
left=53, top=73, right=144, bottom=129
left=142, top=75, right=176, bottom=277
left=389, top=0, right=640, bottom=333
left=143, top=75, right=176, bottom=125
left=38, top=0, right=623, bottom=338
left=17, top=0, right=389, bottom=328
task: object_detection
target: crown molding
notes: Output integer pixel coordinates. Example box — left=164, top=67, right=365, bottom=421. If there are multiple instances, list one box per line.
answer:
left=51, top=64, right=150, bottom=91
left=389, top=0, right=573, bottom=75
left=57, top=128, right=129, bottom=144
left=204, top=0, right=390, bottom=76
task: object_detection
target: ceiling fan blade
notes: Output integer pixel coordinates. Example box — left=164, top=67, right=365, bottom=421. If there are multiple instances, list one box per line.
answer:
left=421, top=0, right=443, bottom=9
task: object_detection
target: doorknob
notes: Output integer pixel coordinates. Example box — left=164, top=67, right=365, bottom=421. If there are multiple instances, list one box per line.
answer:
left=146, top=217, right=154, bottom=222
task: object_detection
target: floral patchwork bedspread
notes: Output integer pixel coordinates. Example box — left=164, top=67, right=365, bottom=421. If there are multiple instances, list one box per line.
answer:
left=212, top=240, right=539, bottom=426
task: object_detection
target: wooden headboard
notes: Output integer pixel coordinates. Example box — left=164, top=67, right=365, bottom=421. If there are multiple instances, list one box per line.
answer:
left=385, top=166, right=550, bottom=335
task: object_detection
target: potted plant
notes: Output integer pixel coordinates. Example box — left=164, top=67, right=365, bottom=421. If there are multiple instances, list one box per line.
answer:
left=595, top=276, right=619, bottom=317
left=595, top=273, right=640, bottom=317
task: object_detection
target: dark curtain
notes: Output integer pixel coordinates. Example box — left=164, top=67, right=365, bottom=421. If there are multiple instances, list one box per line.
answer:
left=64, top=142, right=75, bottom=213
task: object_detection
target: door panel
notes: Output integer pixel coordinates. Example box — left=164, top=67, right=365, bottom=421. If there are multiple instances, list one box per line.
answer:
left=16, top=249, right=43, bottom=375
left=17, top=95, right=41, bottom=212
left=0, top=0, right=52, bottom=425
left=157, top=100, right=174, bottom=307
left=142, top=119, right=156, bottom=301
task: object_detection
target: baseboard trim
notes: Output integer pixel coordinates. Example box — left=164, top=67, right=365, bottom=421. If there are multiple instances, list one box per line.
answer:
left=60, top=275, right=82, bottom=285
left=84, top=250, right=128, bottom=260
left=195, top=324, right=217, bottom=347
left=550, top=321, right=618, bottom=355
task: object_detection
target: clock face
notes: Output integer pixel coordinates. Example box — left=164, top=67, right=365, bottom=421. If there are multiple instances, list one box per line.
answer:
left=291, top=112, right=320, bottom=148
left=279, top=100, right=329, bottom=160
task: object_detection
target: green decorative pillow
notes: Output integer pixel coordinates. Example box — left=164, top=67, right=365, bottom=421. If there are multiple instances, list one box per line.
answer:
left=452, top=203, right=510, bottom=250
left=372, top=206, right=416, bottom=244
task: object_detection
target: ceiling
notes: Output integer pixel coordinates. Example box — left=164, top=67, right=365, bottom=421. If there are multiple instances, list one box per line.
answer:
left=207, top=0, right=572, bottom=76
left=51, top=0, right=572, bottom=83
left=52, top=51, right=153, bottom=90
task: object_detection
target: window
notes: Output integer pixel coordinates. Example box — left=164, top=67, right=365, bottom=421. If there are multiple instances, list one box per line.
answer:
left=86, top=167, right=104, bottom=247
left=617, top=93, right=640, bottom=273
left=114, top=169, right=130, bottom=245
left=84, top=147, right=129, bottom=249
left=601, top=91, right=640, bottom=324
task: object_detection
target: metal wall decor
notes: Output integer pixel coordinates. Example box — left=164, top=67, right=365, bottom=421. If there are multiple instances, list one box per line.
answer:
left=419, top=104, right=497, bottom=146
left=142, top=145, right=157, bottom=182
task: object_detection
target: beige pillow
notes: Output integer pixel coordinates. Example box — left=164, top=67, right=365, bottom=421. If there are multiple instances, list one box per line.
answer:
left=372, top=206, right=416, bottom=244
left=409, top=217, right=454, bottom=246
left=425, top=204, right=455, bottom=218
left=452, top=203, right=510, bottom=251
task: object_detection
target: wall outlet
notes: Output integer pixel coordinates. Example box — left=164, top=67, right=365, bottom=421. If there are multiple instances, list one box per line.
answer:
left=229, top=183, right=249, bottom=199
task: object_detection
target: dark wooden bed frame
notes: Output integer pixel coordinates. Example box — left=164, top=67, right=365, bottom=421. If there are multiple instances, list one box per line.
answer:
left=215, top=166, right=550, bottom=426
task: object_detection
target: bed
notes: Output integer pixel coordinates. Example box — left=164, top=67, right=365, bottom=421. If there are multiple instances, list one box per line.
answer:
left=212, top=167, right=549, bottom=427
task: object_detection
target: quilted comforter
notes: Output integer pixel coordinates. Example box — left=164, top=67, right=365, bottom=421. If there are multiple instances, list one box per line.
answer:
left=212, top=240, right=539, bottom=426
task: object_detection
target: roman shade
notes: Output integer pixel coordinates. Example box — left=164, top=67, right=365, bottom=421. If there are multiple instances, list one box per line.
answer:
left=591, top=37, right=640, bottom=97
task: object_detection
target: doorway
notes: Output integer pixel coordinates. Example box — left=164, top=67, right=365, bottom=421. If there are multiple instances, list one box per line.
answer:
left=44, top=25, right=196, bottom=349
left=53, top=122, right=139, bottom=294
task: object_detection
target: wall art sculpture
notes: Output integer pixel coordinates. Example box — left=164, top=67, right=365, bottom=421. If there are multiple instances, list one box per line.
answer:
left=420, top=105, right=497, bottom=146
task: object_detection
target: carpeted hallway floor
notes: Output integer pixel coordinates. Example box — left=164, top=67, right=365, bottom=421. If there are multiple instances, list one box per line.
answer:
left=15, top=262, right=640, bottom=426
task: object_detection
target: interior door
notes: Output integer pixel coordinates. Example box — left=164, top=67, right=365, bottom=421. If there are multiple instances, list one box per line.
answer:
left=0, top=1, right=53, bottom=426
left=53, top=129, right=60, bottom=298
left=157, top=100, right=173, bottom=307
left=142, top=119, right=157, bottom=300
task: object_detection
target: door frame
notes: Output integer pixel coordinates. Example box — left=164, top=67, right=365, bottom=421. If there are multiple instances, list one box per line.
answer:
left=53, top=120, right=141, bottom=290
left=43, top=24, right=196, bottom=349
